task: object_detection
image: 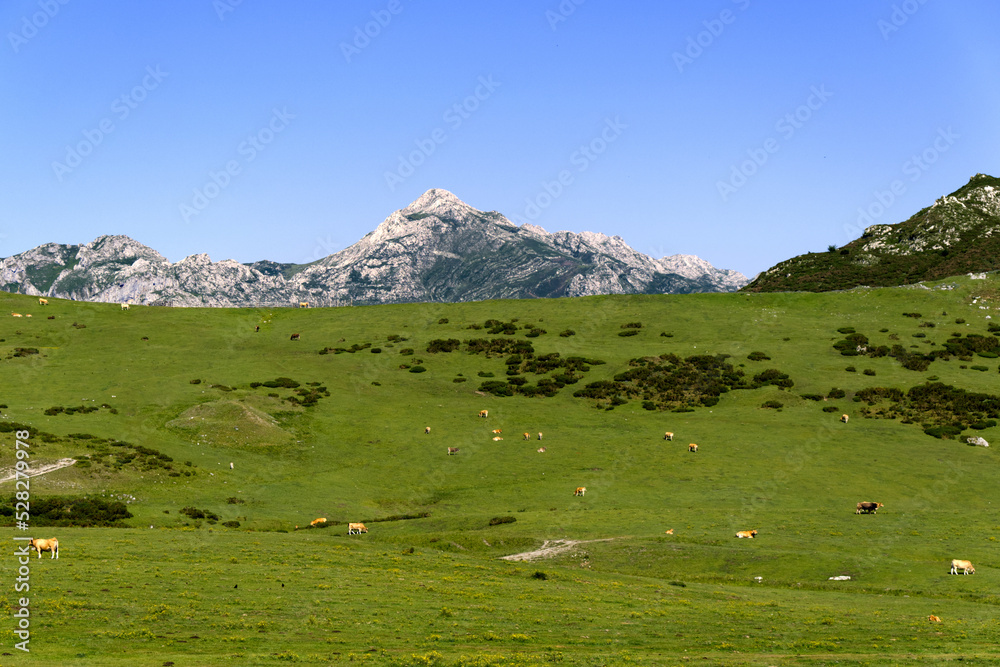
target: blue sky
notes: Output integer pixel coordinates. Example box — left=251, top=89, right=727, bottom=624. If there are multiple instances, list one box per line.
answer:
left=2, top=1, right=997, bottom=278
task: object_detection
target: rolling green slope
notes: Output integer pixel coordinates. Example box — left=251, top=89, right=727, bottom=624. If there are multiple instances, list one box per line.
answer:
left=0, top=280, right=998, bottom=665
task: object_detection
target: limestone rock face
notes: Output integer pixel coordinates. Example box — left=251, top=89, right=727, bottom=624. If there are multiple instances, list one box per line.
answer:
left=1, top=189, right=747, bottom=306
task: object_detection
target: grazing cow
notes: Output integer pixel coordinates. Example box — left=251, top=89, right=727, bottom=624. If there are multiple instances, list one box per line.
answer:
left=424, top=426, right=431, bottom=434
left=688, top=443, right=698, bottom=453
left=664, top=432, right=674, bottom=441
left=447, top=447, right=459, bottom=455
left=950, top=559, right=975, bottom=575
left=28, top=538, right=59, bottom=559
left=290, top=333, right=300, bottom=341
left=537, top=447, right=546, bottom=453
left=121, top=303, right=130, bottom=311
left=665, top=529, right=674, bottom=535
left=537, top=432, right=543, bottom=440
left=299, top=302, right=309, bottom=308
left=492, top=436, right=503, bottom=441
left=310, top=517, right=327, bottom=527
left=38, top=298, right=48, bottom=305
left=255, top=325, right=260, bottom=332
left=523, top=432, right=530, bottom=440
left=25, top=314, right=31, bottom=318
left=841, top=414, right=849, bottom=423
left=348, top=522, right=368, bottom=534
left=928, top=615, right=942, bottom=623
left=855, top=502, right=884, bottom=514
left=11, top=313, right=21, bottom=318
left=574, top=487, right=586, bottom=496
left=736, top=530, right=757, bottom=539
left=230, top=462, right=234, bottom=469
left=491, top=429, right=502, bottom=434
left=479, top=410, right=488, bottom=418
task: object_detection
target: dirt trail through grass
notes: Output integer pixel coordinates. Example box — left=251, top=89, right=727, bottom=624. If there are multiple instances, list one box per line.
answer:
left=0, top=457, right=76, bottom=484
left=500, top=537, right=622, bottom=561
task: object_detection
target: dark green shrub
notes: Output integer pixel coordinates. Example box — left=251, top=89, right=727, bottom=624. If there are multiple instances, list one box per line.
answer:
left=971, top=365, right=989, bottom=372
left=453, top=377, right=467, bottom=383
left=437, top=318, right=449, bottom=324
left=845, top=366, right=856, bottom=372
left=971, top=420, right=997, bottom=430
left=426, top=339, right=460, bottom=353
left=190, top=379, right=202, bottom=385
left=222, top=520, right=240, bottom=528
left=370, top=348, right=382, bottom=353
left=399, top=348, right=414, bottom=356
left=477, top=371, right=494, bottom=377
left=660, top=332, right=674, bottom=337
left=863, top=369, right=876, bottom=376
left=621, top=322, right=642, bottom=329
left=262, top=377, right=300, bottom=389
left=488, top=516, right=516, bottom=526
left=531, top=571, right=548, bottom=580
left=828, top=388, right=846, bottom=399
left=747, top=351, right=770, bottom=361
left=903, top=312, right=922, bottom=318
left=618, top=330, right=639, bottom=337
left=923, top=425, right=962, bottom=439
left=836, top=327, right=856, bottom=334
left=409, top=366, right=426, bottom=373
left=822, top=405, right=840, bottom=412
left=762, top=400, right=784, bottom=409
left=559, top=329, right=576, bottom=337
left=801, top=394, right=823, bottom=401
left=955, top=318, right=966, bottom=324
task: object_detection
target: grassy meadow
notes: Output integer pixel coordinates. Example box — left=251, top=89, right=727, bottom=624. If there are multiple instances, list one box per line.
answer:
left=1, top=277, right=999, bottom=666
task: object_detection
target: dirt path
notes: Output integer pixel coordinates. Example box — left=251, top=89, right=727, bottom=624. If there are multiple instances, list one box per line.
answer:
left=0, top=458, right=77, bottom=484
left=500, top=537, right=621, bottom=562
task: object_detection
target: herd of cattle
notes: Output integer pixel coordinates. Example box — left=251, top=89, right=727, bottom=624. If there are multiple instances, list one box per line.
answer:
left=293, top=409, right=977, bottom=581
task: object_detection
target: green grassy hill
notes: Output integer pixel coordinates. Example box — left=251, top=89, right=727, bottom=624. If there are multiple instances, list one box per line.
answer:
left=1, top=280, right=999, bottom=665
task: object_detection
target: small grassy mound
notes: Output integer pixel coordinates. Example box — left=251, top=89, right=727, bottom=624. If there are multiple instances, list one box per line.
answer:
left=166, top=399, right=295, bottom=448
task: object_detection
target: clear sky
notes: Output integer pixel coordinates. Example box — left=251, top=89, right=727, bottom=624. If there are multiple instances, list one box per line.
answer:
left=2, top=1, right=998, bottom=278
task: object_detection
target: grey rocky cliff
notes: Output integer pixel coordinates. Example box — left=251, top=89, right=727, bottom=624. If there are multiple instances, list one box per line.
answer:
left=1, top=189, right=747, bottom=307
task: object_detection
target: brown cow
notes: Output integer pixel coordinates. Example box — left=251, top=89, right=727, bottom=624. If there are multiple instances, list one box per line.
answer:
left=841, top=414, right=849, bottom=423
left=447, top=447, right=459, bottom=455
left=950, top=559, right=975, bottom=575
left=574, top=487, right=586, bottom=496
left=855, top=502, right=884, bottom=514
left=491, top=429, right=502, bottom=434
left=479, top=410, right=488, bottom=418
left=38, top=298, right=48, bottom=305
left=688, top=443, right=698, bottom=453
left=310, top=517, right=327, bottom=527
left=424, top=426, right=431, bottom=434
left=348, top=522, right=368, bottom=534
left=537, top=432, right=543, bottom=440
left=664, top=431, right=674, bottom=441
left=523, top=432, right=530, bottom=440
left=290, top=333, right=300, bottom=341
left=735, top=530, right=757, bottom=539
left=29, top=538, right=59, bottom=559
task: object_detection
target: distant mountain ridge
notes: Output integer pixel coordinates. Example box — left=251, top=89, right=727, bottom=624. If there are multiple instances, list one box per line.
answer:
left=745, top=174, right=1000, bottom=292
left=0, top=189, right=747, bottom=307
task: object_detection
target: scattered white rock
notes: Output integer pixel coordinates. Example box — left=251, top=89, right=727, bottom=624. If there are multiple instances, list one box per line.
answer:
left=967, top=436, right=989, bottom=447
left=828, top=575, right=851, bottom=580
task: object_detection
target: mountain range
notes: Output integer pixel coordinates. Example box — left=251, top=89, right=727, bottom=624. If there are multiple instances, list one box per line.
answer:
left=0, top=189, right=747, bottom=307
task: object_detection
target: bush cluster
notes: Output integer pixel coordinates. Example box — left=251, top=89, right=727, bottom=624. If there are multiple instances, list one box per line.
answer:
left=1, top=495, right=133, bottom=527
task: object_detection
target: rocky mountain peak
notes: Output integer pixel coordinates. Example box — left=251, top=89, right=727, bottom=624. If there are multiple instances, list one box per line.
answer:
left=2, top=190, right=748, bottom=306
